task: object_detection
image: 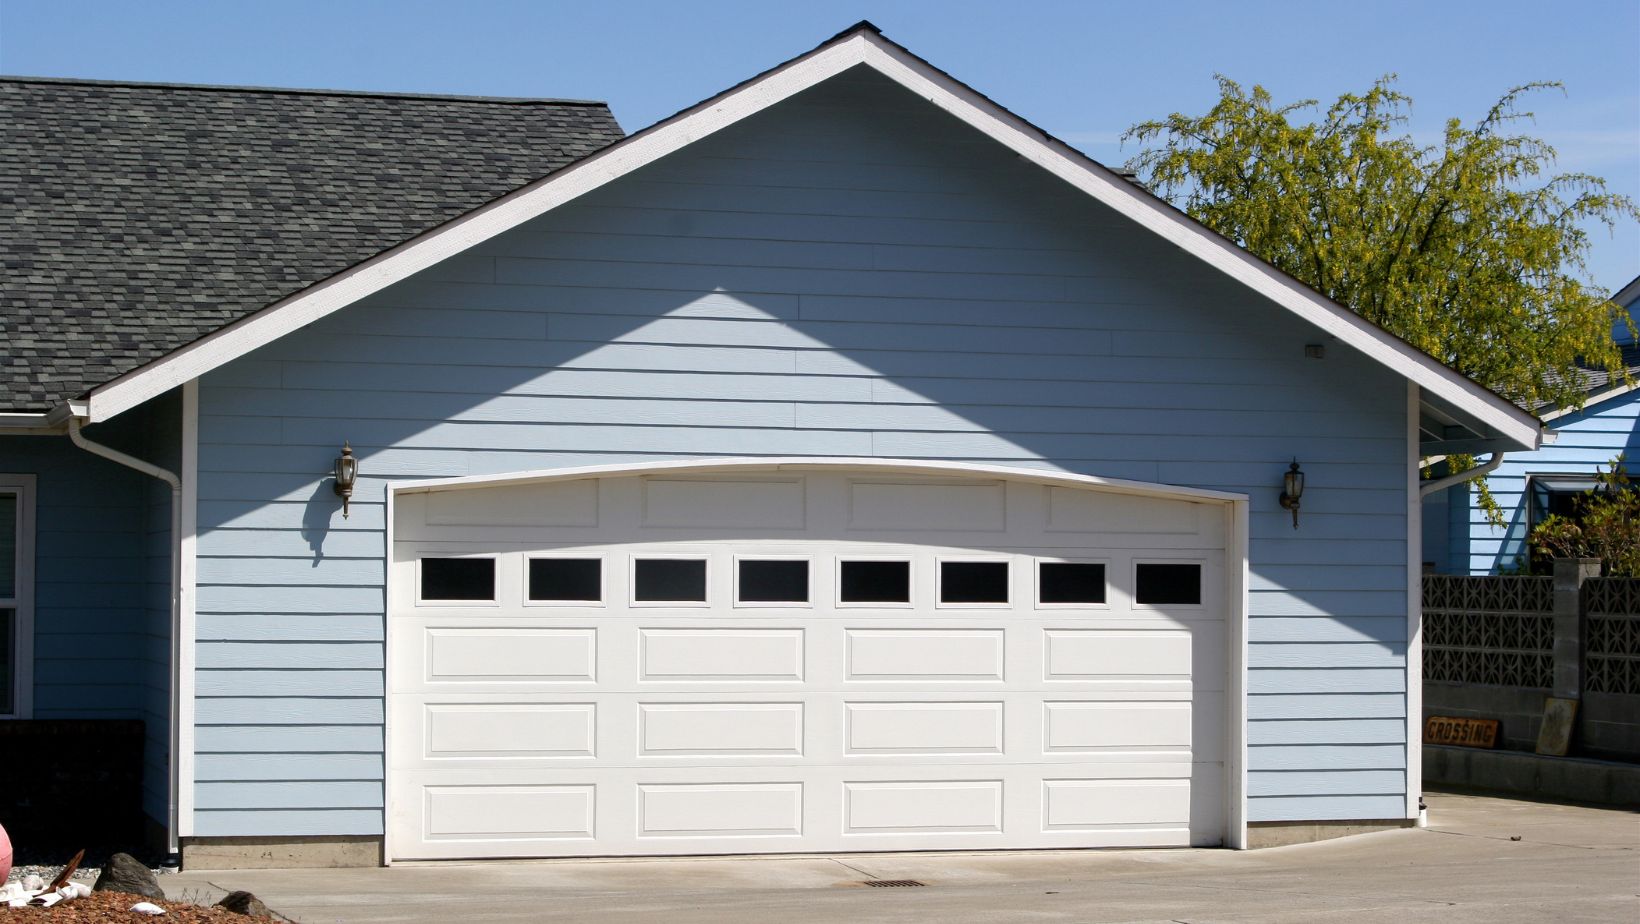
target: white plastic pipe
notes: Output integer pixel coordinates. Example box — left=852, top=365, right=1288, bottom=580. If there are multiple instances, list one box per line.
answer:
left=1419, top=452, right=1506, bottom=497
left=67, top=418, right=182, bottom=857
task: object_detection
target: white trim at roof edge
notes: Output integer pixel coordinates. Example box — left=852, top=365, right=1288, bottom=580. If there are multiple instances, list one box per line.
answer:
left=1612, top=274, right=1640, bottom=310
left=69, top=24, right=1540, bottom=449
left=1540, top=379, right=1640, bottom=423
left=390, top=456, right=1248, bottom=504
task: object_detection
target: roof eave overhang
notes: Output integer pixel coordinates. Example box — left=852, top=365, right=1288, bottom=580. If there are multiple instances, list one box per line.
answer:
left=64, top=24, right=1543, bottom=451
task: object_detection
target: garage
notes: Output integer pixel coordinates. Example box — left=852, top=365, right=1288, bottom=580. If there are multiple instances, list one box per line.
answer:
left=387, top=462, right=1238, bottom=860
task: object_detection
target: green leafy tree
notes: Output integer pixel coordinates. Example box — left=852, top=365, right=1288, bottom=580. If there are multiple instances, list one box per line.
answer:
left=1529, top=455, right=1640, bottom=576
left=1123, top=77, right=1637, bottom=413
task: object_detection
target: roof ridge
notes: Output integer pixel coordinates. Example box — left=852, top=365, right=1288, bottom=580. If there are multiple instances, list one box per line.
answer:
left=0, top=74, right=608, bottom=107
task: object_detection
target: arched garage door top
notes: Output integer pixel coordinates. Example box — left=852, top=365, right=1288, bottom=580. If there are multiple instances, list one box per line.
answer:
left=391, top=457, right=1249, bottom=506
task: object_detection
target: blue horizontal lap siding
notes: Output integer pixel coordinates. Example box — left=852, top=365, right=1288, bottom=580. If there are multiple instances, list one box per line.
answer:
left=4, top=438, right=147, bottom=719
left=1442, top=392, right=1640, bottom=573
left=194, top=68, right=1409, bottom=835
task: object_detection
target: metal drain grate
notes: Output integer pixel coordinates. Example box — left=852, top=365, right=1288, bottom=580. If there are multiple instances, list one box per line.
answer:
left=863, top=879, right=926, bottom=888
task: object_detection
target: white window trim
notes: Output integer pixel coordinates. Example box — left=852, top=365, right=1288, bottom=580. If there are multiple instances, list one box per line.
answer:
left=0, top=474, right=37, bottom=719
left=629, top=553, right=712, bottom=608
left=415, top=553, right=502, bottom=607
left=732, top=554, right=814, bottom=609
left=934, top=556, right=1013, bottom=609
left=1131, top=558, right=1208, bottom=610
left=523, top=553, right=608, bottom=607
left=1033, top=557, right=1112, bottom=610
left=834, top=556, right=915, bottom=609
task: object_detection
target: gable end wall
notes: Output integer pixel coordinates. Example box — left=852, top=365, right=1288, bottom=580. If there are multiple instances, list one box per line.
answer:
left=191, top=68, right=1412, bottom=838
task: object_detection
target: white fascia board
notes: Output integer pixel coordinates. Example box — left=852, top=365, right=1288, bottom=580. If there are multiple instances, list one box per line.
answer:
left=0, top=413, right=61, bottom=433
left=79, top=27, right=1542, bottom=450
left=849, top=33, right=1540, bottom=450
left=81, top=36, right=875, bottom=422
left=1540, top=381, right=1638, bottom=423
left=1612, top=274, right=1640, bottom=309
left=391, top=456, right=1248, bottom=505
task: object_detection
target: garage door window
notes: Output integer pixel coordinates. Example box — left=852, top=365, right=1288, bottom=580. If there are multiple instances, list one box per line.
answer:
left=420, top=557, right=495, bottom=602
left=1037, top=561, right=1106, bottom=605
left=1134, top=562, right=1202, bottom=605
left=736, top=559, right=810, bottom=605
left=528, top=557, right=602, bottom=603
left=634, top=557, right=708, bottom=604
left=838, top=560, right=911, bottom=605
left=939, top=560, right=1009, bottom=605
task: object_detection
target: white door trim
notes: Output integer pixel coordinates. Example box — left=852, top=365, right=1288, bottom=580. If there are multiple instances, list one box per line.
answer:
left=0, top=473, right=37, bottom=720
left=382, top=457, right=1251, bottom=857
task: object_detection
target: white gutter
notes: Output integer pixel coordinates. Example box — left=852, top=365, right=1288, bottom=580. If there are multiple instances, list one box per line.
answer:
left=1419, top=452, right=1507, bottom=497
left=67, top=417, right=183, bottom=858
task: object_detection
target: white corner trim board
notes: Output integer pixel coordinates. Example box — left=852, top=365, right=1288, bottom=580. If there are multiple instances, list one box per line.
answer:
left=1404, top=381, right=1422, bottom=819
left=177, top=380, right=199, bottom=841
left=70, top=27, right=1539, bottom=449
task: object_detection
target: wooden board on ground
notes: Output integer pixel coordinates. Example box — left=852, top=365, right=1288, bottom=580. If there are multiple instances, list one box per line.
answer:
left=1535, top=697, right=1579, bottom=756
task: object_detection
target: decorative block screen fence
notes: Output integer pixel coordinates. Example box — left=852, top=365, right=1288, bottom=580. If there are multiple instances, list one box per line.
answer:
left=1423, top=565, right=1640, bottom=760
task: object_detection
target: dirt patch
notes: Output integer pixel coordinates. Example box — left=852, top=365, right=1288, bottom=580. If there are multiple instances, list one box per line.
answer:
left=1, top=890, right=275, bottom=921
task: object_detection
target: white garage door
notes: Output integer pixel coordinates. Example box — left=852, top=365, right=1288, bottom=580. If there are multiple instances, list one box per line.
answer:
left=388, top=466, right=1228, bottom=859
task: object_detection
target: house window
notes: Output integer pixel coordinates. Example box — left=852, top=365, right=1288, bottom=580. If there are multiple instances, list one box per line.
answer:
left=0, top=475, right=35, bottom=719
left=1526, top=475, right=1605, bottom=571
left=528, top=557, right=602, bottom=602
left=1527, top=475, right=1602, bottom=531
left=939, top=560, right=1009, bottom=604
left=839, top=560, right=911, bottom=604
left=633, top=557, right=708, bottom=603
left=1135, top=562, right=1202, bottom=605
left=420, top=557, right=496, bottom=602
left=1038, top=561, right=1106, bottom=605
left=736, top=559, right=810, bottom=604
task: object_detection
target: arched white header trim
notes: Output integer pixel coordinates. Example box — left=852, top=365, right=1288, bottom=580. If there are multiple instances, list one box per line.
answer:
left=389, top=456, right=1247, bottom=504
left=75, top=25, right=1538, bottom=451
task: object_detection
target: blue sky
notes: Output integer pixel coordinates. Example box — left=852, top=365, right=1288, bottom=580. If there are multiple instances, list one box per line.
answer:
left=3, top=0, right=1635, bottom=288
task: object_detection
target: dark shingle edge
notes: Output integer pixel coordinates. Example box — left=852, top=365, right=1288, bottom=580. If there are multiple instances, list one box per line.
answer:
left=0, top=74, right=607, bottom=107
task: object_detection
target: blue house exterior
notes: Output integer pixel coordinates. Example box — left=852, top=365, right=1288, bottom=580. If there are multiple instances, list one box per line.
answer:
left=1423, top=276, right=1640, bottom=574
left=2, top=24, right=1543, bottom=866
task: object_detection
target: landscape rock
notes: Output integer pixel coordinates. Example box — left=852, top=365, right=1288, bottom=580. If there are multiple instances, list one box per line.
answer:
left=92, top=852, right=165, bottom=900
left=215, top=890, right=271, bottom=917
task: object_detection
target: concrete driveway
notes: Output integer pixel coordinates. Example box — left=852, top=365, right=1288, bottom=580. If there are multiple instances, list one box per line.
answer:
left=166, top=792, right=1639, bottom=923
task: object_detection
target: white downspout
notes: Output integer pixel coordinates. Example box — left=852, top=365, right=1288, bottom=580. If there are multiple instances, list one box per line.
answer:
left=1419, top=452, right=1506, bottom=497
left=67, top=417, right=183, bottom=858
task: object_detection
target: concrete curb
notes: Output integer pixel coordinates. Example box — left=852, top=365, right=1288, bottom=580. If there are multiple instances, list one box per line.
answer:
left=1424, top=745, right=1640, bottom=806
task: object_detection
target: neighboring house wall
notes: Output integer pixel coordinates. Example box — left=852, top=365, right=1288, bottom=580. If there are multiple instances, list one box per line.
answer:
left=1434, top=391, right=1640, bottom=574
left=193, top=68, right=1412, bottom=838
left=1427, top=286, right=1640, bottom=575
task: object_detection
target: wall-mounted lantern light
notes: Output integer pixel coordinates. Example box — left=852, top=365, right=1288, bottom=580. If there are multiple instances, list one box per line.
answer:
left=333, top=442, right=358, bottom=519
left=1279, top=459, right=1304, bottom=529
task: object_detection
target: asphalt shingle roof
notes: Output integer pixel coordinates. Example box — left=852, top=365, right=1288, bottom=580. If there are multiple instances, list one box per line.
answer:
left=1, top=77, right=624, bottom=412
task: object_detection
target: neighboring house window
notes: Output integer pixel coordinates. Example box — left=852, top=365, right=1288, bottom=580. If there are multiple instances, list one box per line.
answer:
left=1528, top=475, right=1603, bottom=531
left=0, top=474, right=35, bottom=719
left=1525, top=474, right=1602, bottom=571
